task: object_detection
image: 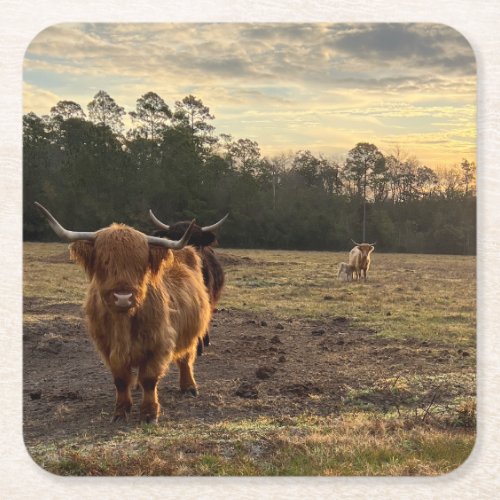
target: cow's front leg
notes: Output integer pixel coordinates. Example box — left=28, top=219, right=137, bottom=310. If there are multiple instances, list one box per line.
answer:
left=177, top=349, right=198, bottom=397
left=138, top=361, right=166, bottom=424
left=111, top=367, right=133, bottom=423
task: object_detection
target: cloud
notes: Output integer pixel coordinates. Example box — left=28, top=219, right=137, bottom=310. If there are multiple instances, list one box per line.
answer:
left=329, top=24, right=475, bottom=76
left=24, top=23, right=476, bottom=92
left=22, top=23, right=476, bottom=167
left=23, top=82, right=61, bottom=115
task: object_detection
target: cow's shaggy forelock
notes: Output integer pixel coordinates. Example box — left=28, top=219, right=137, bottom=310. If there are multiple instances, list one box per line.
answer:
left=71, top=224, right=173, bottom=288
left=93, top=224, right=150, bottom=283
left=70, top=224, right=177, bottom=318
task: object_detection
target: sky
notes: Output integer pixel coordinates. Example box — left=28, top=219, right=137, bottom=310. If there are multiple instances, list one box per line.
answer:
left=23, top=23, right=476, bottom=168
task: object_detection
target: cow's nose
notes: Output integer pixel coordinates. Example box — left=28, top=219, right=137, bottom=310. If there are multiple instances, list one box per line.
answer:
left=114, top=292, right=133, bottom=308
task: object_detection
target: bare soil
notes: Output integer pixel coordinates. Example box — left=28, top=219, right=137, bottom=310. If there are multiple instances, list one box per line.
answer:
left=23, top=296, right=474, bottom=447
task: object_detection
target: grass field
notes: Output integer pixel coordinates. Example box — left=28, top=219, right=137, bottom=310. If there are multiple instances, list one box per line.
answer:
left=220, top=249, right=476, bottom=346
left=23, top=244, right=476, bottom=476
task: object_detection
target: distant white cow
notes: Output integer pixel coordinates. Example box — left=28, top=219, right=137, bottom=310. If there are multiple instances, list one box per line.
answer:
left=349, top=240, right=375, bottom=281
left=337, top=262, right=353, bottom=282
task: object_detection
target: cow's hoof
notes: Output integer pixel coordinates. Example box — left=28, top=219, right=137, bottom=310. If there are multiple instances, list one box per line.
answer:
left=111, top=410, right=130, bottom=423
left=139, top=403, right=159, bottom=424
left=181, top=387, right=198, bottom=397
left=140, top=414, right=158, bottom=425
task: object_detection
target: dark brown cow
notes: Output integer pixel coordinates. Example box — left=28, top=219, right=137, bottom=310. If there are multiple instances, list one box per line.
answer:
left=35, top=202, right=211, bottom=424
left=349, top=240, right=376, bottom=281
left=149, top=210, right=228, bottom=355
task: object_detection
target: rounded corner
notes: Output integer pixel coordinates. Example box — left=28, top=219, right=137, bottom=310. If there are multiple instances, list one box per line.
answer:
left=433, top=428, right=478, bottom=479
left=23, top=22, right=73, bottom=66
left=427, top=22, right=477, bottom=75
left=22, top=431, right=65, bottom=478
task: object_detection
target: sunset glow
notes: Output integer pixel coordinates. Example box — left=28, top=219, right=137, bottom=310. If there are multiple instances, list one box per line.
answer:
left=23, top=23, right=476, bottom=168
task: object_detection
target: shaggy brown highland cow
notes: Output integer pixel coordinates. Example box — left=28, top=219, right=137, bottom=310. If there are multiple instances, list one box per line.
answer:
left=35, top=202, right=211, bottom=424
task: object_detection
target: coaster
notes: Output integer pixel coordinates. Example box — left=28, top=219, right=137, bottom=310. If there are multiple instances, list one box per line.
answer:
left=23, top=22, right=476, bottom=476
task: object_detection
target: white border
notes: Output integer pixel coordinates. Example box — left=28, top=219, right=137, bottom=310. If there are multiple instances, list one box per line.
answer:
left=2, top=1, right=499, bottom=498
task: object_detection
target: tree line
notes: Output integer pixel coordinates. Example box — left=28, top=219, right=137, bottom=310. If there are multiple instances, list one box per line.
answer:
left=23, top=90, right=476, bottom=254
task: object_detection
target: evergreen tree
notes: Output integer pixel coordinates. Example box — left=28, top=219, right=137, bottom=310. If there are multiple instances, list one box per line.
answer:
left=87, top=90, right=126, bottom=133
left=23, top=94, right=476, bottom=255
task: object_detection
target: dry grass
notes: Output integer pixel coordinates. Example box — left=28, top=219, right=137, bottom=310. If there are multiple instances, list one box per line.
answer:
left=219, top=249, right=475, bottom=347
left=24, top=243, right=476, bottom=476
left=24, top=243, right=87, bottom=302
left=29, top=413, right=474, bottom=476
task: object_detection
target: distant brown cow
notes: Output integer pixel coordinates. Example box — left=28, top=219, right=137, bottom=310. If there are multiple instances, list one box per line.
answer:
left=149, top=210, right=228, bottom=356
left=349, top=240, right=376, bottom=281
left=35, top=202, right=211, bottom=424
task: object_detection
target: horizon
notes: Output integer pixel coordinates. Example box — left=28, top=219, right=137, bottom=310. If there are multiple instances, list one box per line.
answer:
left=23, top=23, right=476, bottom=168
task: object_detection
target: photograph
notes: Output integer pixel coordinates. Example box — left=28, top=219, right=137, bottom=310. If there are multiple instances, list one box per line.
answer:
left=22, top=22, right=476, bottom=476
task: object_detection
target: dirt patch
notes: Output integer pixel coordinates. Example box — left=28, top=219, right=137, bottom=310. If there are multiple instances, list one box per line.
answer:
left=23, top=300, right=475, bottom=448
left=30, top=250, right=73, bottom=264
left=216, top=252, right=254, bottom=267
left=216, top=251, right=294, bottom=269
left=24, top=297, right=82, bottom=316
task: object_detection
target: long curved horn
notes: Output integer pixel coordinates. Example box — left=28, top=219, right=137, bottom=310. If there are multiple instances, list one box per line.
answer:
left=202, top=213, right=229, bottom=232
left=369, top=242, right=376, bottom=246
left=35, top=202, right=97, bottom=241
left=351, top=239, right=361, bottom=246
left=149, top=209, right=170, bottom=230
left=146, top=219, right=196, bottom=249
